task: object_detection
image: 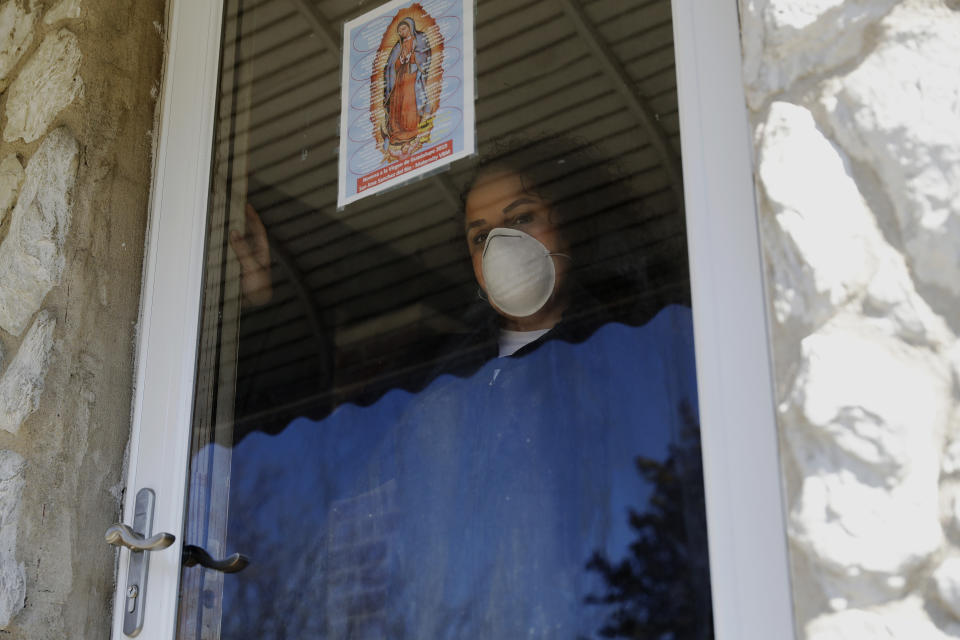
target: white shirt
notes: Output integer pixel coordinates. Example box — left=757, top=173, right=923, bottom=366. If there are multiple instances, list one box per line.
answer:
left=498, top=328, right=551, bottom=357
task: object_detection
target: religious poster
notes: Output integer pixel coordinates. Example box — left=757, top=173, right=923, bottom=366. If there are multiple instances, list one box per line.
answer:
left=337, top=0, right=476, bottom=208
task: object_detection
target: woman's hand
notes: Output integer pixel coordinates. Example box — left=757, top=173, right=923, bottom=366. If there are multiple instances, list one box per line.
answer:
left=230, top=203, right=273, bottom=306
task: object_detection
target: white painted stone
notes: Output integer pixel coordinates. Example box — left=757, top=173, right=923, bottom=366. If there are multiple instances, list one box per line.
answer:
left=739, top=0, right=898, bottom=109
left=0, top=128, right=78, bottom=336
left=0, top=450, right=25, bottom=628
left=820, top=3, right=960, bottom=296
left=783, top=315, right=952, bottom=605
left=748, top=0, right=960, bottom=634
left=806, top=596, right=960, bottom=639
left=757, top=101, right=955, bottom=347
left=0, top=0, right=36, bottom=92
left=951, top=341, right=960, bottom=390
left=944, top=440, right=960, bottom=477
left=43, top=0, right=80, bottom=24
left=757, top=102, right=877, bottom=328
left=3, top=28, right=83, bottom=143
left=0, top=154, right=24, bottom=227
left=933, top=557, right=960, bottom=621
left=861, top=255, right=955, bottom=350
left=950, top=491, right=960, bottom=538
left=0, top=311, right=55, bottom=434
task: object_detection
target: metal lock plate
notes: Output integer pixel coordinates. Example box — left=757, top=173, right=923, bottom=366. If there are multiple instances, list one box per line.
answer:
left=123, top=488, right=157, bottom=637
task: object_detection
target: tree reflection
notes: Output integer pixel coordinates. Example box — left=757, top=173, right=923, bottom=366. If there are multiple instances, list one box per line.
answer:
left=584, top=402, right=713, bottom=640
left=215, top=401, right=713, bottom=639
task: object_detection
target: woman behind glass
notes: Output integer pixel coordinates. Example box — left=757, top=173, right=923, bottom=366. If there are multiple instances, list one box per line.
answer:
left=223, top=137, right=712, bottom=639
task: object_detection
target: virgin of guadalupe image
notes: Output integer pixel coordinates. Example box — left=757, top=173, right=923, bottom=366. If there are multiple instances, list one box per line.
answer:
left=370, top=7, right=444, bottom=162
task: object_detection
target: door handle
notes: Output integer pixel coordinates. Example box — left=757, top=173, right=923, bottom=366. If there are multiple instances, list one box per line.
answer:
left=182, top=544, right=249, bottom=573
left=105, top=488, right=172, bottom=637
left=105, top=523, right=175, bottom=552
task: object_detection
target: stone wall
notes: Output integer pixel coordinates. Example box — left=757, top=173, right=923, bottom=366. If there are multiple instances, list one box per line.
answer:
left=0, top=0, right=164, bottom=637
left=740, top=0, right=960, bottom=637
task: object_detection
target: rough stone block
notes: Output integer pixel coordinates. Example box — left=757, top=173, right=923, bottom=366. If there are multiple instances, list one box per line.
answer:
left=861, top=256, right=955, bottom=350
left=44, top=0, right=81, bottom=25
left=3, top=28, right=83, bottom=143
left=805, top=596, right=960, bottom=639
left=950, top=490, right=960, bottom=537
left=821, top=3, right=960, bottom=297
left=0, top=154, right=24, bottom=227
left=0, top=128, right=78, bottom=336
left=784, top=315, right=953, bottom=605
left=739, top=0, right=897, bottom=109
left=0, top=450, right=25, bottom=628
left=934, top=557, right=960, bottom=622
left=757, top=101, right=954, bottom=347
left=0, top=311, right=56, bottom=434
left=0, top=0, right=36, bottom=92
left=757, top=102, right=878, bottom=328
left=946, top=444, right=960, bottom=476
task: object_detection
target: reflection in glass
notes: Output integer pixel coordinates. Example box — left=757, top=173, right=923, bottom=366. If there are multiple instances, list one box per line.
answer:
left=178, top=1, right=712, bottom=639
left=220, top=315, right=709, bottom=639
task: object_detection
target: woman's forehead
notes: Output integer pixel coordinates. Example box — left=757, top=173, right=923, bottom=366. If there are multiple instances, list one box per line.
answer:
left=464, top=171, right=533, bottom=221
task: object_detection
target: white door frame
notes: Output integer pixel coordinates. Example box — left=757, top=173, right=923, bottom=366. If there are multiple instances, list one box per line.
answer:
left=671, top=2, right=796, bottom=637
left=112, top=1, right=796, bottom=638
left=109, top=0, right=224, bottom=637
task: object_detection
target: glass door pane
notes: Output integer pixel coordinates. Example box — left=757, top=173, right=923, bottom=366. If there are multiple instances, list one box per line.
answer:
left=178, top=0, right=713, bottom=638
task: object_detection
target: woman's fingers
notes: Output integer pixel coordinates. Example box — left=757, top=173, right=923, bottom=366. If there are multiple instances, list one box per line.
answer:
left=229, top=229, right=257, bottom=268
left=231, top=204, right=274, bottom=305
left=244, top=204, right=271, bottom=266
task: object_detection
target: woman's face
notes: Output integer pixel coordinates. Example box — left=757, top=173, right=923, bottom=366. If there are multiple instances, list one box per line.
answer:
left=398, top=22, right=411, bottom=38
left=463, top=170, right=570, bottom=325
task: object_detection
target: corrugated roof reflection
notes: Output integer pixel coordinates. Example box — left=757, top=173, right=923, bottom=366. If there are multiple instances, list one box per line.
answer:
left=207, top=0, right=689, bottom=429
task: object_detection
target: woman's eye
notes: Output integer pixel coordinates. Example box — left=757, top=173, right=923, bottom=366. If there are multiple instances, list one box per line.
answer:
left=510, top=214, right=532, bottom=226
left=473, top=232, right=488, bottom=246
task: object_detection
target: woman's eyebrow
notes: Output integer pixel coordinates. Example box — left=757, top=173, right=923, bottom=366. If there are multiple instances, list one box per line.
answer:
left=502, top=198, right=537, bottom=215
left=466, top=219, right=487, bottom=230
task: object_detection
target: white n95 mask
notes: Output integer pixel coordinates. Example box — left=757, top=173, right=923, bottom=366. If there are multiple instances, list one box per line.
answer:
left=480, top=227, right=568, bottom=318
